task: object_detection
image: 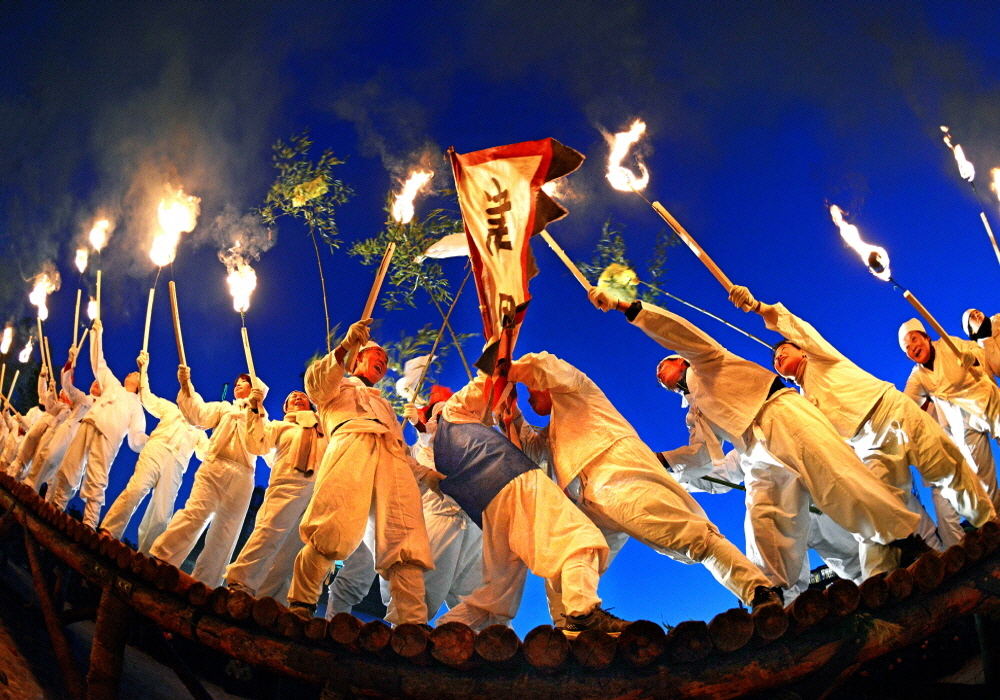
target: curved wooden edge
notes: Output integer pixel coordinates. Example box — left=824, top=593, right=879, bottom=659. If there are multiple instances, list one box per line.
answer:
left=3, top=475, right=1000, bottom=700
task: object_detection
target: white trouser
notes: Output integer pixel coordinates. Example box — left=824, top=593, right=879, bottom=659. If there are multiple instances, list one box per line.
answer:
left=255, top=523, right=306, bottom=603
left=382, top=505, right=484, bottom=622
left=148, top=457, right=255, bottom=588
left=327, top=521, right=377, bottom=617
left=807, top=512, right=863, bottom=583
left=853, top=392, right=995, bottom=527
left=290, top=540, right=428, bottom=624
left=931, top=486, right=966, bottom=549
left=437, top=470, right=608, bottom=631
left=579, top=438, right=771, bottom=605
left=48, top=423, right=115, bottom=528
left=9, top=416, right=56, bottom=480
left=939, top=402, right=1000, bottom=513
left=100, top=442, right=188, bottom=553
left=545, top=525, right=629, bottom=623
left=25, top=421, right=79, bottom=492
left=225, top=477, right=314, bottom=593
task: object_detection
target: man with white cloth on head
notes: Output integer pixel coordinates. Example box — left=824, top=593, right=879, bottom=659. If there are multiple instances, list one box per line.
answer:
left=962, top=309, right=1000, bottom=380
left=287, top=319, right=434, bottom=623
left=148, top=368, right=266, bottom=587
left=900, top=318, right=1000, bottom=512
left=48, top=320, right=147, bottom=528
left=434, top=375, right=634, bottom=634
left=100, top=351, right=209, bottom=553
left=24, top=349, right=97, bottom=493
left=727, top=287, right=994, bottom=540
left=589, top=288, right=925, bottom=595
left=225, top=389, right=326, bottom=596
left=508, top=350, right=781, bottom=612
left=326, top=389, right=484, bottom=622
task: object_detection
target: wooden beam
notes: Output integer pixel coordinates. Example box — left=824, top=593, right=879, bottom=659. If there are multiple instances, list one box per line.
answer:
left=85, top=584, right=135, bottom=700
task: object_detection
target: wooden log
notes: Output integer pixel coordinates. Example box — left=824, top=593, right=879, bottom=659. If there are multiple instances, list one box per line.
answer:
left=23, top=530, right=85, bottom=700
left=328, top=612, right=363, bottom=646
left=208, top=586, right=231, bottom=617
left=475, top=624, right=522, bottom=665
left=430, top=621, right=476, bottom=668
left=570, top=629, right=617, bottom=670
left=154, top=561, right=181, bottom=592
left=825, top=579, right=861, bottom=617
left=942, top=544, right=967, bottom=578
left=187, top=581, right=212, bottom=608
left=752, top=602, right=789, bottom=642
left=708, top=608, right=754, bottom=653
left=963, top=529, right=984, bottom=564
left=358, top=620, right=392, bottom=655
left=115, top=544, right=134, bottom=571
left=86, top=586, right=134, bottom=700
left=252, top=596, right=286, bottom=629
left=226, top=589, right=256, bottom=621
left=859, top=573, right=889, bottom=610
left=980, top=520, right=1000, bottom=552
left=910, top=551, right=945, bottom=593
left=618, top=620, right=667, bottom=667
left=667, top=620, right=713, bottom=663
left=391, top=623, right=432, bottom=665
left=305, top=617, right=330, bottom=643
left=130, top=552, right=148, bottom=576
left=276, top=611, right=305, bottom=639
left=886, top=567, right=914, bottom=600
left=522, top=625, right=568, bottom=671
left=790, top=589, right=829, bottom=631
left=139, top=556, right=159, bottom=584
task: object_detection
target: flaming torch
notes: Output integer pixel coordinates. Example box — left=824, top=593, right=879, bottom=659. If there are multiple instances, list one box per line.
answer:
left=1, top=326, right=11, bottom=355
left=220, top=243, right=259, bottom=383
left=940, top=126, right=1000, bottom=267
left=830, top=204, right=967, bottom=363
left=19, top=338, right=33, bottom=364
left=29, top=269, right=59, bottom=378
left=605, top=119, right=733, bottom=290
left=89, top=219, right=110, bottom=320
left=145, top=188, right=201, bottom=354
left=73, top=248, right=88, bottom=347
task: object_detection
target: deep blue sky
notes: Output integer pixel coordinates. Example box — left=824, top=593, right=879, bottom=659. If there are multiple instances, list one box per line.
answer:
left=3, top=2, right=1000, bottom=633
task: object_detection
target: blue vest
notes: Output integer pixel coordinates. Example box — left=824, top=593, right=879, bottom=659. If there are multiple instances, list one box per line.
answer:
left=434, top=418, right=538, bottom=528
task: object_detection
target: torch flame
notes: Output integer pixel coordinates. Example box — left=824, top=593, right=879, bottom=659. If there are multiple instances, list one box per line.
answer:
left=830, top=205, right=891, bottom=281
left=75, top=248, right=88, bottom=273
left=19, top=338, right=33, bottom=363
left=606, top=119, right=650, bottom=192
left=1, top=326, right=11, bottom=355
left=391, top=170, right=434, bottom=224
left=89, top=219, right=110, bottom=251
left=941, top=126, right=975, bottom=182
left=990, top=168, right=1000, bottom=201
left=87, top=298, right=97, bottom=320
left=541, top=180, right=561, bottom=198
left=220, top=243, right=257, bottom=313
left=151, top=188, right=201, bottom=267
left=29, top=272, right=59, bottom=321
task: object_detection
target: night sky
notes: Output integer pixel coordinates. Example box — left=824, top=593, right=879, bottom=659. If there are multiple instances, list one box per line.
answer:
left=3, top=2, right=1000, bottom=634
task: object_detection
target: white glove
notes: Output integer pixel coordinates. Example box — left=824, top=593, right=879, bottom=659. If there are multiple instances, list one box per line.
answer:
left=960, top=351, right=978, bottom=370
left=92, top=318, right=103, bottom=333
left=403, top=403, right=420, bottom=425
left=588, top=287, right=616, bottom=312
left=729, top=285, right=759, bottom=312
left=137, top=351, right=149, bottom=370
left=341, top=319, right=372, bottom=352
left=68, top=347, right=78, bottom=364
left=177, top=365, right=191, bottom=386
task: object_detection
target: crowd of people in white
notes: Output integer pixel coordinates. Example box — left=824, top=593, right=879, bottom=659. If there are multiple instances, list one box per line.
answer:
left=2, top=286, right=999, bottom=636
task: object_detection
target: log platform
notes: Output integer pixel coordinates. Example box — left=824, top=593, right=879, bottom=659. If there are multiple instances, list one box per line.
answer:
left=2, top=472, right=1000, bottom=699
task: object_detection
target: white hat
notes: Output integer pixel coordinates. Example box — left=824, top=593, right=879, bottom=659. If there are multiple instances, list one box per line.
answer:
left=359, top=340, right=383, bottom=353
left=962, top=309, right=980, bottom=337
left=898, top=318, right=927, bottom=351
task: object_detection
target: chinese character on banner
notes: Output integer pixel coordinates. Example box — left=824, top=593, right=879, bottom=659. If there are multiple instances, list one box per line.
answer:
left=449, top=138, right=584, bottom=417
